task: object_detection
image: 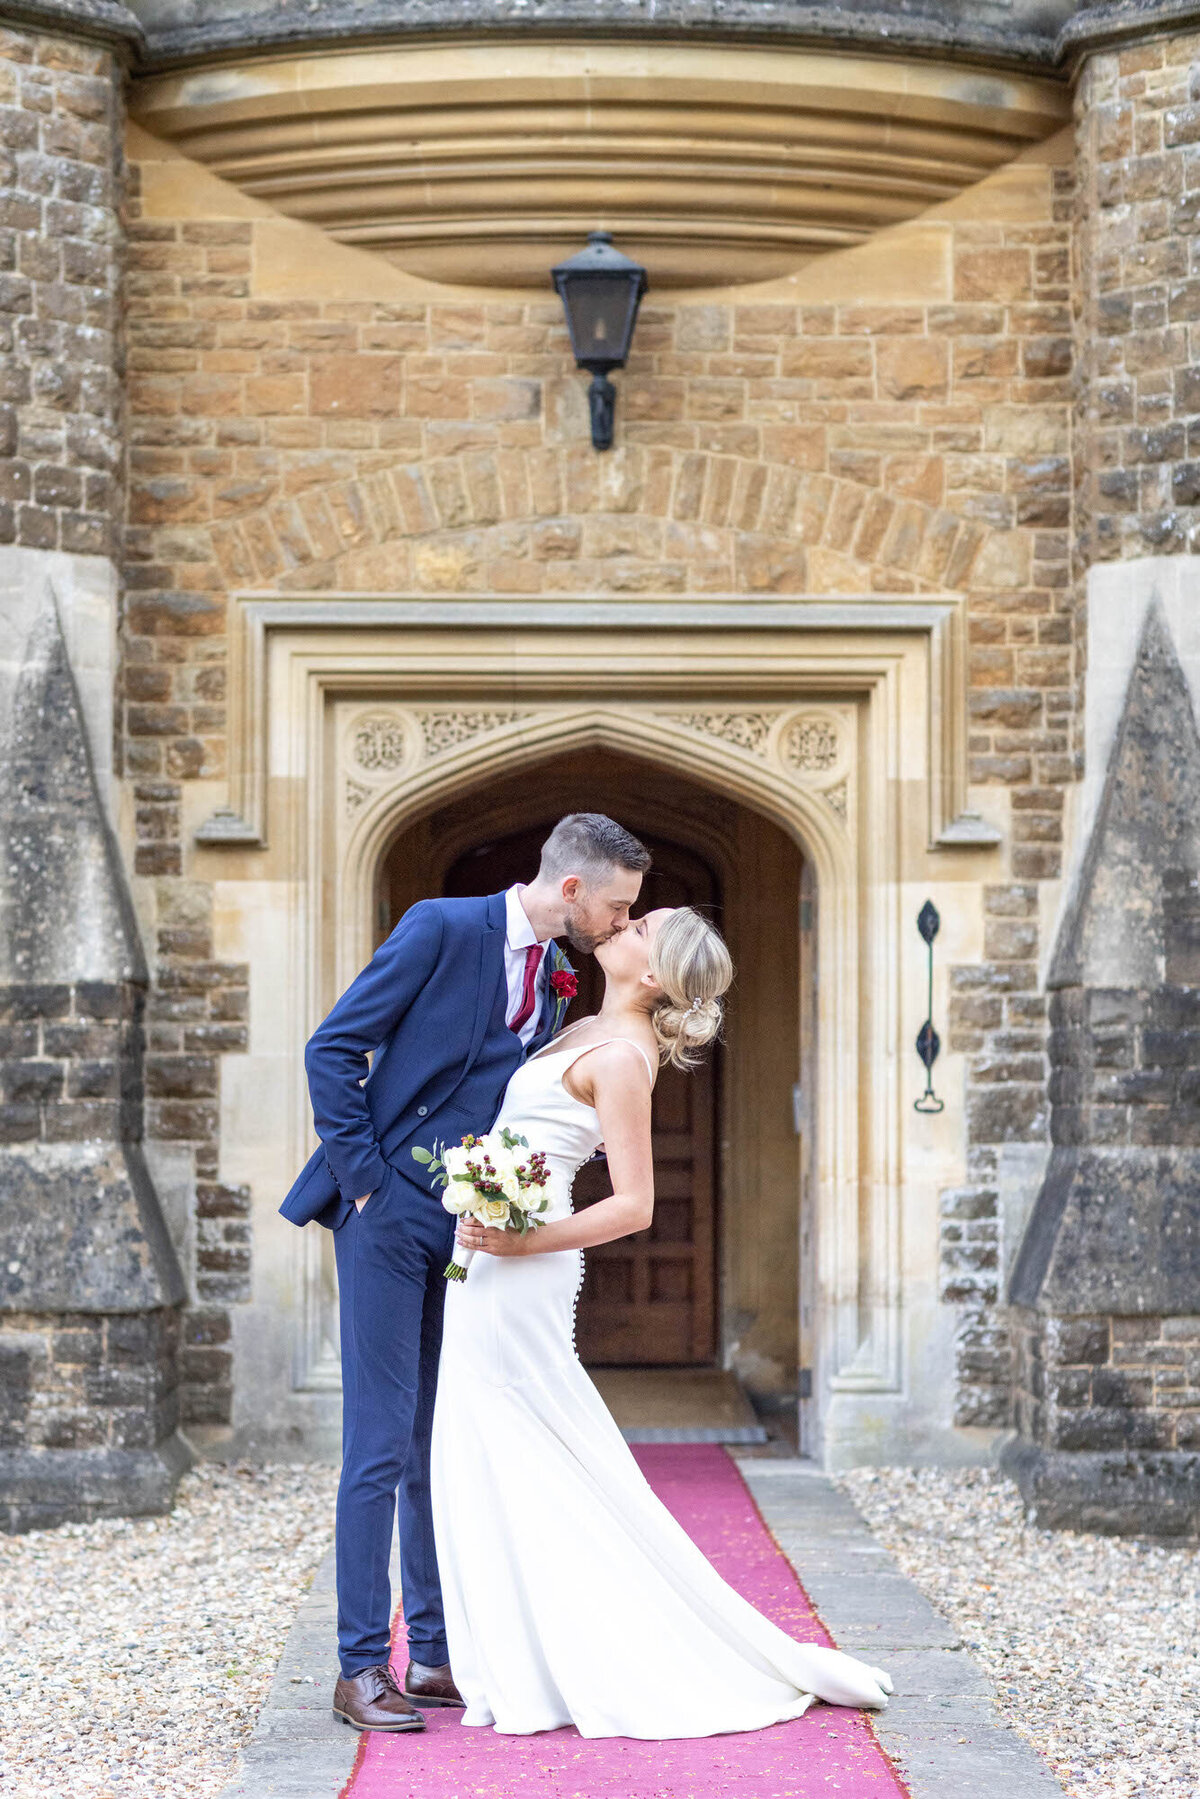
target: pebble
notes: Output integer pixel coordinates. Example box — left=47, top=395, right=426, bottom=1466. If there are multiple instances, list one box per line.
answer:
left=840, top=1466, right=1200, bottom=1799
left=0, top=1462, right=339, bottom=1799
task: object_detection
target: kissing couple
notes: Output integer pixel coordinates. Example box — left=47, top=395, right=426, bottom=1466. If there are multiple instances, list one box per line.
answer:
left=280, top=812, right=892, bottom=1739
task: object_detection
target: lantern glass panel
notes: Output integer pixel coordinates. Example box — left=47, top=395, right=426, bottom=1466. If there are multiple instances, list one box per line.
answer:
left=559, top=274, right=641, bottom=371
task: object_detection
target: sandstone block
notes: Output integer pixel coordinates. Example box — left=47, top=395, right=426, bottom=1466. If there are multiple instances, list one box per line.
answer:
left=532, top=518, right=581, bottom=560
left=245, top=374, right=305, bottom=415
left=622, top=378, right=685, bottom=422
left=735, top=534, right=806, bottom=593
left=761, top=425, right=825, bottom=471
left=780, top=340, right=872, bottom=382
left=876, top=337, right=948, bottom=401
left=955, top=249, right=1033, bottom=302
left=686, top=379, right=744, bottom=422
left=676, top=306, right=730, bottom=352
left=311, top=354, right=402, bottom=416
left=473, top=378, right=541, bottom=422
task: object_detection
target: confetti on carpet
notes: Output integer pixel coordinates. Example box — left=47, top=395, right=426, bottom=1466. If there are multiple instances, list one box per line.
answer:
left=341, top=1443, right=907, bottom=1799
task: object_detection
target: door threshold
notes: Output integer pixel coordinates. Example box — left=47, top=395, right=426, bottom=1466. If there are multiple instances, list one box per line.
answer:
left=589, top=1366, right=768, bottom=1444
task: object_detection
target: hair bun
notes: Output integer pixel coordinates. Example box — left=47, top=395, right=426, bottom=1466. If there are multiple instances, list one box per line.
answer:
left=646, top=910, right=734, bottom=1071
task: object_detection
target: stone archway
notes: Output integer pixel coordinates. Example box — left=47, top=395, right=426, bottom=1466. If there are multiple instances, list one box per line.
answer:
left=208, top=593, right=966, bottom=1466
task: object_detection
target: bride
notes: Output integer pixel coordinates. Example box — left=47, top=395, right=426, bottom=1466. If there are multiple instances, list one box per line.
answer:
left=430, top=905, right=893, bottom=1740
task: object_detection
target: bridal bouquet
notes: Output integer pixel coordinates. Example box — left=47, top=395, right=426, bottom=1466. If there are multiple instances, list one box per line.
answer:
left=413, top=1128, right=552, bottom=1281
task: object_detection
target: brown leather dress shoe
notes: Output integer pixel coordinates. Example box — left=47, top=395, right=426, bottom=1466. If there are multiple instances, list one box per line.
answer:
left=333, top=1663, right=426, bottom=1732
left=404, top=1658, right=466, bottom=1708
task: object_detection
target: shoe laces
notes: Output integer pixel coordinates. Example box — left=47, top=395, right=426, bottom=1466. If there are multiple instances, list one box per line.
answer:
left=362, top=1662, right=402, bottom=1700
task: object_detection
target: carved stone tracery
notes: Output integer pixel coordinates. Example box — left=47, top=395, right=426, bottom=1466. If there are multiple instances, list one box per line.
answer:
left=416, top=710, right=533, bottom=756
left=783, top=716, right=840, bottom=774
left=658, top=711, right=778, bottom=755
left=352, top=714, right=410, bottom=773
left=823, top=779, right=849, bottom=820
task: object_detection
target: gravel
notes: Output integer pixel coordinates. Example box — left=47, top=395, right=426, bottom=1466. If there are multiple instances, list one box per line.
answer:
left=839, top=1466, right=1200, bottom=1799
left=0, top=1461, right=340, bottom=1799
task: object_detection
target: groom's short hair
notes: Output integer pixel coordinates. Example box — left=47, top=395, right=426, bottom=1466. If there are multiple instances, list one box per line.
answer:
left=539, top=813, right=651, bottom=882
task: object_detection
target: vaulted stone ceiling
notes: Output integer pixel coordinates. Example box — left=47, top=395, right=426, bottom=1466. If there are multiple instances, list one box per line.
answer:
left=129, top=39, right=1069, bottom=288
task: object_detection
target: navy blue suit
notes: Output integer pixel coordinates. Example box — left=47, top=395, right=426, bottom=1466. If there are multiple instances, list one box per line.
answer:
left=280, top=891, right=563, bottom=1675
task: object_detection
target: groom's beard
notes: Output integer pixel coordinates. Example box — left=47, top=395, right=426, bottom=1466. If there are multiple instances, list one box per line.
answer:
left=562, top=915, right=617, bottom=955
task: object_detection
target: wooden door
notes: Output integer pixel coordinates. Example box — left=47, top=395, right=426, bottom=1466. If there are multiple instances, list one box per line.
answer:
left=442, top=827, right=720, bottom=1366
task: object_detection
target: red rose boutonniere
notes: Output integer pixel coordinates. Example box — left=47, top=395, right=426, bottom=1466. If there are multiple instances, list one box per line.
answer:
left=547, top=950, right=578, bottom=1039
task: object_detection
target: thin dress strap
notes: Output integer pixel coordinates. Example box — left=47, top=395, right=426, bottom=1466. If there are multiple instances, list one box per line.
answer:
left=559, top=1036, right=656, bottom=1085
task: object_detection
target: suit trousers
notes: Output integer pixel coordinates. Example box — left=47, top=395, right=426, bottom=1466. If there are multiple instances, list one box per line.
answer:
left=332, top=1161, right=456, bottom=1675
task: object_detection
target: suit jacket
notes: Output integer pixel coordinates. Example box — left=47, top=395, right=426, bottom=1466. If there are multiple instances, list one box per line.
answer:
left=279, top=891, right=569, bottom=1232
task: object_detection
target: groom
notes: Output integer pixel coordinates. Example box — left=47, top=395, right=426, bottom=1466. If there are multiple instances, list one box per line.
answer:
left=280, top=812, right=650, bottom=1733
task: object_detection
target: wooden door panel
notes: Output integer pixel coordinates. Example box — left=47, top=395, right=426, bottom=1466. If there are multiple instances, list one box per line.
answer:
left=651, top=1202, right=692, bottom=1242
left=442, top=821, right=719, bottom=1366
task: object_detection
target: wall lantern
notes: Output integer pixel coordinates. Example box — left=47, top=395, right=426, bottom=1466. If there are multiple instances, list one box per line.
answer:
left=552, top=230, right=648, bottom=452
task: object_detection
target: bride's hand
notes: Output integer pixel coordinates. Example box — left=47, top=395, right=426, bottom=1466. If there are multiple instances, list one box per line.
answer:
left=456, top=1219, right=533, bottom=1258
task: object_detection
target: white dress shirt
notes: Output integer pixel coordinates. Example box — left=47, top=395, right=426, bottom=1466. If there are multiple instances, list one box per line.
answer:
left=504, top=884, right=548, bottom=1045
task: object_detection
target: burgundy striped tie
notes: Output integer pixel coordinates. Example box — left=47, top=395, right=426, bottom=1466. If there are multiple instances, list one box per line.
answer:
left=510, top=943, right=543, bottom=1034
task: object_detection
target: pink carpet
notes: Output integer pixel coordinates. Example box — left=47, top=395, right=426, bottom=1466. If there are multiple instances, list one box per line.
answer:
left=341, top=1444, right=907, bottom=1799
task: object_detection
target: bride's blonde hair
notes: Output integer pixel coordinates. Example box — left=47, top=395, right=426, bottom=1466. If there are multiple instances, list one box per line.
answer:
left=647, top=908, right=734, bottom=1070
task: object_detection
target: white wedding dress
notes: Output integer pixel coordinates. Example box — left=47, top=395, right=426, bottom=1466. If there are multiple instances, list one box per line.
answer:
left=429, top=1032, right=893, bottom=1739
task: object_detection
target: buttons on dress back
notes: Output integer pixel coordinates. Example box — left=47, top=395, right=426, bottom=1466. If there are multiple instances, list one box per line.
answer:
left=566, top=1153, right=589, bottom=1358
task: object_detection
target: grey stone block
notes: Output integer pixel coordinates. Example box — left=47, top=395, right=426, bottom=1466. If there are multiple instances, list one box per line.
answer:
left=0, top=1433, right=192, bottom=1532
left=869, top=1647, right=992, bottom=1699
left=1001, top=1436, right=1200, bottom=1536
left=790, top=1572, right=962, bottom=1650
left=877, top=1694, right=1065, bottom=1798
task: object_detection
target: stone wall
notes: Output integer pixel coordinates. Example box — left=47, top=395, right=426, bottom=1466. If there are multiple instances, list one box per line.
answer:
left=0, top=23, right=124, bottom=559
left=0, top=28, right=256, bottom=1434
left=1073, top=30, right=1200, bottom=575
left=144, top=886, right=249, bottom=1425
left=1009, top=1313, right=1200, bottom=1533
left=987, top=25, right=1200, bottom=1529
left=1001, top=590, right=1200, bottom=1531
left=1013, top=1313, right=1200, bottom=1459
left=0, top=581, right=188, bottom=1530
left=0, top=1302, right=184, bottom=1531
left=0, top=19, right=197, bottom=1527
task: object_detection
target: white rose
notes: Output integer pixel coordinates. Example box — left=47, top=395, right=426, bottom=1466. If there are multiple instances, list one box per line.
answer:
left=475, top=1195, right=511, bottom=1227
left=439, top=1143, right=478, bottom=1216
